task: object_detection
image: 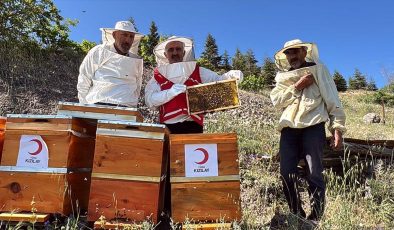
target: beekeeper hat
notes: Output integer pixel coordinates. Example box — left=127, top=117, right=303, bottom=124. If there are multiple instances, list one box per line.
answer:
left=100, top=21, right=144, bottom=55
left=274, top=39, right=319, bottom=71
left=154, top=36, right=195, bottom=66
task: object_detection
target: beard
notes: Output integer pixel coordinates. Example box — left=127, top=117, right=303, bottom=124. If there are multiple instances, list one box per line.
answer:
left=120, top=42, right=132, bottom=52
left=289, top=58, right=303, bottom=69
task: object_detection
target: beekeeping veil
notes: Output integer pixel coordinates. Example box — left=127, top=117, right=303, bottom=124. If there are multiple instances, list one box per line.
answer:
left=154, top=36, right=195, bottom=66
left=274, top=39, right=320, bottom=71
left=100, top=21, right=144, bottom=55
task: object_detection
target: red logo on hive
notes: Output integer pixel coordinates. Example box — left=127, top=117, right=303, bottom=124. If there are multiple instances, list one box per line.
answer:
left=28, top=139, right=43, bottom=155
left=194, top=148, right=209, bottom=164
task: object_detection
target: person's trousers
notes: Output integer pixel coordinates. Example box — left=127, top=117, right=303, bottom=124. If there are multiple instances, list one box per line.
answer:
left=279, top=122, right=326, bottom=219
left=165, top=120, right=203, bottom=134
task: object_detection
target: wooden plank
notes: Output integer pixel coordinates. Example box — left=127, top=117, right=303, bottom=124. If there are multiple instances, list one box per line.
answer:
left=97, top=120, right=166, bottom=132
left=171, top=181, right=241, bottom=223
left=58, top=103, right=144, bottom=122
left=182, top=223, right=233, bottom=230
left=0, top=170, right=90, bottom=216
left=170, top=133, right=237, bottom=145
left=170, top=141, right=239, bottom=177
left=171, top=175, right=239, bottom=183
left=91, top=173, right=162, bottom=183
left=0, top=171, right=70, bottom=214
left=94, top=221, right=141, bottom=229
left=0, top=213, right=49, bottom=222
left=93, top=136, right=165, bottom=176
left=88, top=179, right=162, bottom=223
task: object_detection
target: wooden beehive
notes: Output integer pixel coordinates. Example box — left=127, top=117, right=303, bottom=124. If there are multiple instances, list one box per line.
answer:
left=186, top=79, right=240, bottom=115
left=0, top=114, right=96, bottom=215
left=0, top=166, right=90, bottom=215
left=57, top=102, right=144, bottom=122
left=88, top=120, right=168, bottom=223
left=0, top=117, right=5, bottom=162
left=169, top=133, right=241, bottom=223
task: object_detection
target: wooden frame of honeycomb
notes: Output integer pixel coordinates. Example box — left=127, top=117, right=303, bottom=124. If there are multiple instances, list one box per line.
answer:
left=186, top=79, right=240, bottom=115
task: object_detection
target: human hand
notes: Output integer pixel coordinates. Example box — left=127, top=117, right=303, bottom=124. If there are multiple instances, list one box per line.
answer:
left=168, top=83, right=186, bottom=97
left=226, top=70, right=244, bottom=82
left=330, top=129, right=343, bottom=151
left=294, top=74, right=315, bottom=91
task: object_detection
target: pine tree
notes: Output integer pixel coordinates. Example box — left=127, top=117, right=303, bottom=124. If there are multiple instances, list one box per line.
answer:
left=139, top=21, right=159, bottom=65
left=366, top=78, right=378, bottom=91
left=332, top=70, right=347, bottom=92
left=200, top=34, right=221, bottom=70
left=232, top=48, right=246, bottom=72
left=349, top=69, right=367, bottom=90
left=220, top=50, right=231, bottom=71
left=243, top=49, right=260, bottom=77
left=261, top=57, right=277, bottom=88
left=128, top=17, right=138, bottom=31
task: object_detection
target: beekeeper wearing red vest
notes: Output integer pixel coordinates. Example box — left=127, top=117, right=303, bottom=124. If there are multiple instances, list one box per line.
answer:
left=145, top=36, right=243, bottom=134
left=77, top=21, right=144, bottom=107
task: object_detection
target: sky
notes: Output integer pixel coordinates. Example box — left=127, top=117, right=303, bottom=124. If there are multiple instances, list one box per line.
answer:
left=53, top=0, right=394, bottom=88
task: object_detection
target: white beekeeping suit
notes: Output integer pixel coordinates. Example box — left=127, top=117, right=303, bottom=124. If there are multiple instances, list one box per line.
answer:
left=270, top=39, right=346, bottom=133
left=145, top=36, right=243, bottom=124
left=77, top=21, right=144, bottom=107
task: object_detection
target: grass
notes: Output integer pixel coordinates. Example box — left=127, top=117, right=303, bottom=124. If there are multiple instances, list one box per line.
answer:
left=203, top=89, right=394, bottom=229
left=2, top=89, right=393, bottom=229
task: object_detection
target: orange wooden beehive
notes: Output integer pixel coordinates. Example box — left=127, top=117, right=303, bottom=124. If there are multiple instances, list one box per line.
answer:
left=87, top=120, right=168, bottom=223
left=169, top=133, right=241, bottom=223
left=0, top=114, right=96, bottom=215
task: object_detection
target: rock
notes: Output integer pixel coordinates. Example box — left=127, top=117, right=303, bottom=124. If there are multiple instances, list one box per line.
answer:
left=363, top=113, right=381, bottom=124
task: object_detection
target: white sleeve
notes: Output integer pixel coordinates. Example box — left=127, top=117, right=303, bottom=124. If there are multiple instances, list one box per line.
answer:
left=144, top=76, right=176, bottom=109
left=270, top=73, right=301, bottom=109
left=316, top=65, right=346, bottom=133
left=77, top=46, right=99, bottom=104
left=199, top=67, right=223, bottom=83
left=200, top=67, right=243, bottom=83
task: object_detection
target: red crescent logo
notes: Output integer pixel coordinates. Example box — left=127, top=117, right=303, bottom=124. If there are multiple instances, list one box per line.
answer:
left=194, top=148, right=209, bottom=165
left=28, top=139, right=43, bottom=155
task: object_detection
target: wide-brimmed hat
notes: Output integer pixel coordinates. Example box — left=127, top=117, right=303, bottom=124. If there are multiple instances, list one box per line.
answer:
left=100, top=21, right=144, bottom=55
left=274, top=39, right=318, bottom=71
left=154, top=36, right=195, bottom=66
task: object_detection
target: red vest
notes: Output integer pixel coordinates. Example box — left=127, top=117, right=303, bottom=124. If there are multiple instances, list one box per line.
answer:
left=154, top=64, right=204, bottom=125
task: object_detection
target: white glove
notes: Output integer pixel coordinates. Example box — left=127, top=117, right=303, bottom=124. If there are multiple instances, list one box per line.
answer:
left=225, top=70, right=244, bottom=83
left=167, top=83, right=187, bottom=98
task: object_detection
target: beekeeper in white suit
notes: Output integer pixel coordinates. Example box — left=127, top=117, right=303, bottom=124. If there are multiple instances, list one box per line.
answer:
left=77, top=21, right=144, bottom=107
left=270, top=39, right=346, bottom=223
left=145, top=36, right=243, bottom=134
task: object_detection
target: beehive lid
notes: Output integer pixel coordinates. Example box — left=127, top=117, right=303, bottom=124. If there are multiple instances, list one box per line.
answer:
left=96, top=120, right=168, bottom=140
left=6, top=114, right=72, bottom=131
left=57, top=101, right=144, bottom=122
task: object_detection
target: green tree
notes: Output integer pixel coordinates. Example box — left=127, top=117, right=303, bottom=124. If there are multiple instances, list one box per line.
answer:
left=232, top=48, right=246, bottom=72
left=0, top=0, right=76, bottom=48
left=332, top=70, right=347, bottom=92
left=139, top=21, right=159, bottom=65
left=128, top=17, right=138, bottom=32
left=348, top=69, right=367, bottom=90
left=79, top=39, right=97, bottom=54
left=366, top=78, right=378, bottom=91
left=243, top=49, right=260, bottom=77
left=220, top=50, right=231, bottom=71
left=197, top=57, right=215, bottom=70
left=200, top=33, right=221, bottom=70
left=261, top=57, right=277, bottom=88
